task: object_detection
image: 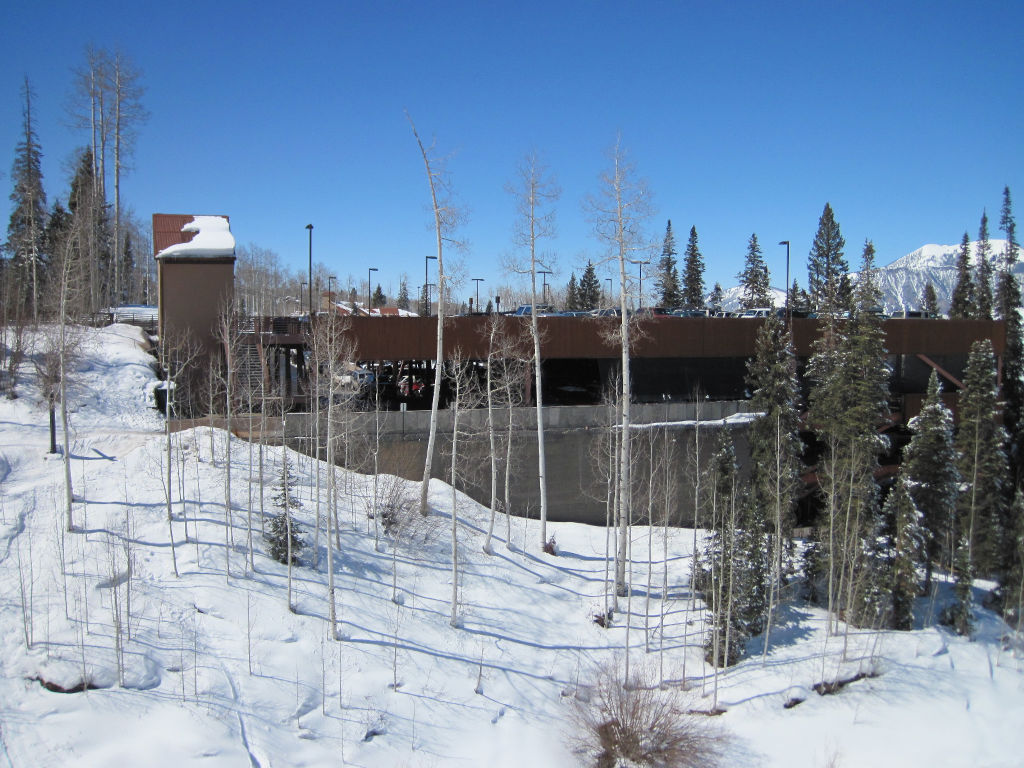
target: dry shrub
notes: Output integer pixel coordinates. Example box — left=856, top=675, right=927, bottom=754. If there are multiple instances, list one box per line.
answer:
left=571, top=661, right=728, bottom=768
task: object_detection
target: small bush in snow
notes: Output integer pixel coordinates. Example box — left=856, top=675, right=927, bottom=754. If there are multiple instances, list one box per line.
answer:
left=570, top=662, right=728, bottom=768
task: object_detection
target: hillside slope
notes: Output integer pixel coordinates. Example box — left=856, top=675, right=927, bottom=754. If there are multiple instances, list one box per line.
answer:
left=0, top=324, right=1022, bottom=767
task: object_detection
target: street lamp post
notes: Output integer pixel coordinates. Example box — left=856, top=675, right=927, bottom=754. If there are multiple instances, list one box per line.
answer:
left=306, top=224, right=313, bottom=318
left=326, top=275, right=336, bottom=311
left=472, top=278, right=484, bottom=312
left=300, top=282, right=307, bottom=315
left=605, top=278, right=613, bottom=308
left=538, top=270, right=551, bottom=306
left=638, top=260, right=650, bottom=309
left=367, top=267, right=378, bottom=313
left=425, top=255, right=437, bottom=316
left=779, top=240, right=790, bottom=327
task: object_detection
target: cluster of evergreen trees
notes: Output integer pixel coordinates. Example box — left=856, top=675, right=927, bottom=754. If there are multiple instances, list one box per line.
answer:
left=697, top=193, right=1024, bottom=667
left=3, top=52, right=151, bottom=328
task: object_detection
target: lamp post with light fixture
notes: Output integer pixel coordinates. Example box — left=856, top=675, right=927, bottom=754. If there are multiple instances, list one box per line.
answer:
left=368, top=267, right=378, bottom=313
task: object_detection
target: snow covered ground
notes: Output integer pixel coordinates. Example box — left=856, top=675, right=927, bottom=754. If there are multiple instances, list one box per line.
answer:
left=1, top=324, right=1022, bottom=767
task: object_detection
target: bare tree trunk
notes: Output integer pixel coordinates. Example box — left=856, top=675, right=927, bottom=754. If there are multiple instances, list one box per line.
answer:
left=408, top=114, right=460, bottom=517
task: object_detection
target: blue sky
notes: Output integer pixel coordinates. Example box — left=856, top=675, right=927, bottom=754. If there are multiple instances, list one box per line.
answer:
left=3, top=0, right=1023, bottom=306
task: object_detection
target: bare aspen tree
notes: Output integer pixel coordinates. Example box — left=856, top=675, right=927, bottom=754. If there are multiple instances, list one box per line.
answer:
left=311, top=312, right=352, bottom=639
left=481, top=315, right=528, bottom=553
left=108, top=51, right=147, bottom=305
left=407, top=113, right=465, bottom=516
left=506, top=154, right=560, bottom=548
left=216, top=305, right=242, bottom=581
left=445, top=352, right=481, bottom=627
left=586, top=136, right=654, bottom=598
left=158, top=328, right=201, bottom=577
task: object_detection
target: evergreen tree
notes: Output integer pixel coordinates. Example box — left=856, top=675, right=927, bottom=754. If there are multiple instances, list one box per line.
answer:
left=885, top=472, right=923, bottom=631
left=681, top=226, right=705, bottom=310
left=564, top=272, right=580, bottom=311
left=738, top=232, right=772, bottom=309
left=6, top=77, right=48, bottom=322
left=43, top=201, right=72, bottom=271
left=1002, top=486, right=1024, bottom=630
left=119, top=232, right=134, bottom=306
left=396, top=278, right=410, bottom=310
left=67, top=147, right=111, bottom=314
left=701, top=434, right=748, bottom=667
left=419, top=283, right=430, bottom=316
left=996, top=187, right=1024, bottom=482
left=745, top=311, right=802, bottom=636
left=708, top=282, right=724, bottom=313
left=974, top=211, right=994, bottom=320
left=654, top=219, right=681, bottom=307
left=948, top=232, right=975, bottom=319
left=947, top=533, right=975, bottom=636
left=955, top=339, right=1009, bottom=578
left=903, top=371, right=959, bottom=588
left=805, top=240, right=890, bottom=626
left=372, top=283, right=386, bottom=307
left=807, top=203, right=850, bottom=314
left=266, top=457, right=302, bottom=565
left=788, top=278, right=810, bottom=314
left=922, top=282, right=940, bottom=317
left=578, top=260, right=602, bottom=310
left=997, top=186, right=1019, bottom=319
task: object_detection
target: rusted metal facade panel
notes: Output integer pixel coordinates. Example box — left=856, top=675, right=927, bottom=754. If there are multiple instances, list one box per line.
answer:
left=337, top=316, right=1005, bottom=362
left=157, top=258, right=235, bottom=355
left=152, top=213, right=230, bottom=256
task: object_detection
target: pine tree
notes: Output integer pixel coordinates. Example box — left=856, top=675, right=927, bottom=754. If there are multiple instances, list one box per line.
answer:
left=997, top=186, right=1019, bottom=319
left=681, top=226, right=705, bottom=310
left=975, top=211, right=994, bottom=320
left=372, top=284, right=386, bottom=307
left=788, top=278, right=810, bottom=314
left=396, top=278, right=410, bottom=310
left=701, top=434, right=748, bottom=667
left=708, top=282, right=724, bottom=313
left=948, top=534, right=974, bottom=636
left=738, top=232, right=772, bottom=309
left=903, top=371, right=959, bottom=588
left=948, top=232, right=975, bottom=319
left=1002, top=486, right=1024, bottom=630
left=266, top=457, right=302, bottom=564
left=565, top=272, right=580, bottom=311
left=996, top=187, right=1024, bottom=483
left=6, top=77, right=48, bottom=322
left=922, top=282, right=940, bottom=317
left=654, top=220, right=681, bottom=307
left=955, top=339, right=1009, bottom=578
left=806, top=240, right=890, bottom=627
left=885, top=473, right=923, bottom=631
left=745, top=311, right=802, bottom=642
left=67, top=147, right=111, bottom=314
left=807, top=203, right=850, bottom=315
left=578, top=260, right=602, bottom=310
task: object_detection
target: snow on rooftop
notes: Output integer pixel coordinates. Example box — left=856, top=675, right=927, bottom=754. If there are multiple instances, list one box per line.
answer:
left=155, top=215, right=235, bottom=259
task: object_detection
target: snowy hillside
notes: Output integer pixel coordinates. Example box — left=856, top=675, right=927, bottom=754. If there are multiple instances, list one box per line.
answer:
left=1, top=324, right=1023, bottom=767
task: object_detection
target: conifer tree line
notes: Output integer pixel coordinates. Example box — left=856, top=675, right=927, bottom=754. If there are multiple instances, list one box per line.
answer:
left=693, top=192, right=1024, bottom=669
left=3, top=51, right=153, bottom=326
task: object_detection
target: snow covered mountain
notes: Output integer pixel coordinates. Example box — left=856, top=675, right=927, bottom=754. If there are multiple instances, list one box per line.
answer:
left=720, top=239, right=1020, bottom=314
left=866, top=239, right=1022, bottom=313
